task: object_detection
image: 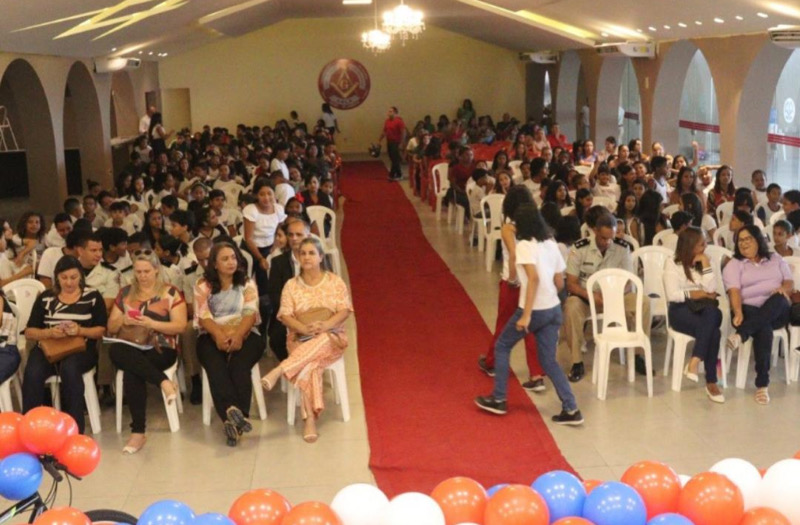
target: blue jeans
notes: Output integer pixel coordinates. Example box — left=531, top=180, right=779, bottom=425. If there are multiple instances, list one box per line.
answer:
left=492, top=306, right=577, bottom=412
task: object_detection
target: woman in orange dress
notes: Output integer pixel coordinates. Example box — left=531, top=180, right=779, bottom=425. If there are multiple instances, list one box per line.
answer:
left=261, top=237, right=353, bottom=443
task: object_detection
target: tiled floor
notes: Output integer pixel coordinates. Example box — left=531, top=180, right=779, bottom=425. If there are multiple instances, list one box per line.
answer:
left=2, top=161, right=800, bottom=521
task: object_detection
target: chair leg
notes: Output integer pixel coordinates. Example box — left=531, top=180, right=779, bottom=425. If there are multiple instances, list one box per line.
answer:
left=644, top=341, right=653, bottom=397
left=671, top=340, right=687, bottom=392
left=201, top=369, right=212, bottom=426
left=11, top=376, right=22, bottom=412
left=287, top=384, right=297, bottom=426
left=82, top=370, right=102, bottom=434
left=162, top=365, right=181, bottom=432
left=0, top=380, right=12, bottom=412
left=331, top=359, right=350, bottom=422
left=663, top=335, right=673, bottom=377
left=49, top=380, right=61, bottom=412
left=626, top=348, right=636, bottom=383
left=251, top=365, right=267, bottom=420
left=115, top=370, right=124, bottom=433
left=735, top=341, right=752, bottom=390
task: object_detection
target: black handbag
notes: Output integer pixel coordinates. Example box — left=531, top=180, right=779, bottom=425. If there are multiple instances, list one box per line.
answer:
left=687, top=297, right=719, bottom=313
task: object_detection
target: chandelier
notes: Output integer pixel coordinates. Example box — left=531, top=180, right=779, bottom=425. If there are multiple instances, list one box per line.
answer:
left=362, top=0, right=391, bottom=53
left=382, top=0, right=425, bottom=44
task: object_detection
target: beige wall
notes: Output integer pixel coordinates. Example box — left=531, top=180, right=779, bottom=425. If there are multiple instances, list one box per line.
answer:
left=161, top=88, right=192, bottom=132
left=159, top=18, right=526, bottom=154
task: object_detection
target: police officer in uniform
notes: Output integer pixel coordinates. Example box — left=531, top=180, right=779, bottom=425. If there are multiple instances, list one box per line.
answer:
left=560, top=213, right=651, bottom=382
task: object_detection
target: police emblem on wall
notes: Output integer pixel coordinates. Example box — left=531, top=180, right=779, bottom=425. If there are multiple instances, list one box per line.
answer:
left=318, top=59, right=371, bottom=110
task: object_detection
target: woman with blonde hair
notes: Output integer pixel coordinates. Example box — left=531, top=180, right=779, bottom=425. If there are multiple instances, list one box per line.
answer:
left=261, top=237, right=353, bottom=443
left=107, top=249, right=187, bottom=454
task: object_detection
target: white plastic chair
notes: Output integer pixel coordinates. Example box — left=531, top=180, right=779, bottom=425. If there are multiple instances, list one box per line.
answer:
left=705, top=245, right=733, bottom=387
left=662, top=288, right=697, bottom=392
left=592, top=195, right=617, bottom=213
left=713, top=225, right=734, bottom=249
left=652, top=229, right=674, bottom=248
left=632, top=246, right=673, bottom=320
left=2, top=279, right=45, bottom=351
left=481, top=195, right=505, bottom=272
left=663, top=204, right=680, bottom=218
left=587, top=269, right=653, bottom=400
left=201, top=363, right=267, bottom=426
left=286, top=356, right=350, bottom=425
left=716, top=201, right=734, bottom=228
left=116, top=361, right=183, bottom=433
left=580, top=223, right=593, bottom=239
left=508, top=160, right=522, bottom=181
left=431, top=163, right=450, bottom=222
left=735, top=328, right=789, bottom=389
left=623, top=234, right=639, bottom=252
left=769, top=210, right=786, bottom=226
left=306, top=206, right=342, bottom=275
left=45, top=368, right=102, bottom=434
left=782, top=256, right=800, bottom=382
left=0, top=302, right=23, bottom=412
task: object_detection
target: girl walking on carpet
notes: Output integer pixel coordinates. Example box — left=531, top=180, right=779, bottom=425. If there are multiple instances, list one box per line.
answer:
left=475, top=203, right=583, bottom=425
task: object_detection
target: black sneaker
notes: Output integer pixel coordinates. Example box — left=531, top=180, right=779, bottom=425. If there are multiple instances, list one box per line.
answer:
left=223, top=420, right=240, bottom=447
left=552, top=409, right=584, bottom=426
left=474, top=396, right=507, bottom=415
left=226, top=406, right=253, bottom=434
left=478, top=356, right=495, bottom=377
left=522, top=378, right=546, bottom=392
left=635, top=355, right=654, bottom=376
left=568, top=362, right=585, bottom=383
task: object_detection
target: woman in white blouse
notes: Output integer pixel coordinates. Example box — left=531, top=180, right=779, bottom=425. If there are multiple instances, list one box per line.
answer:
left=243, top=178, right=287, bottom=297
left=664, top=226, right=724, bottom=403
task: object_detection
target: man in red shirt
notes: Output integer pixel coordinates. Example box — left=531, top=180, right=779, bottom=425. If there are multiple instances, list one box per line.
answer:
left=547, top=122, right=569, bottom=150
left=378, top=106, right=407, bottom=181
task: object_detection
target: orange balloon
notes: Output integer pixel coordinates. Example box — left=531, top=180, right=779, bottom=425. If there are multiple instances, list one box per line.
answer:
left=740, top=507, right=791, bottom=525
left=33, top=507, right=91, bottom=525
left=793, top=450, right=800, bottom=460
left=0, top=412, right=25, bottom=459
left=677, top=472, right=744, bottom=525
left=553, top=519, right=594, bottom=525
left=759, top=468, right=767, bottom=477
left=583, top=479, right=603, bottom=494
left=19, top=407, right=68, bottom=455
left=431, top=476, right=487, bottom=525
left=60, top=413, right=78, bottom=438
left=54, top=435, right=101, bottom=477
left=621, top=460, right=682, bottom=519
left=281, top=502, right=341, bottom=525
left=228, top=489, right=291, bottom=525
left=484, top=484, right=549, bottom=525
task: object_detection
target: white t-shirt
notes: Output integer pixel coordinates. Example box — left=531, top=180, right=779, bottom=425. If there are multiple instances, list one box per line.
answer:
left=242, top=204, right=287, bottom=248
left=37, top=247, right=66, bottom=280
left=321, top=113, right=336, bottom=128
left=274, top=182, right=296, bottom=207
left=44, top=227, right=65, bottom=248
left=270, top=158, right=289, bottom=179
left=516, top=238, right=565, bottom=310
left=139, top=115, right=151, bottom=135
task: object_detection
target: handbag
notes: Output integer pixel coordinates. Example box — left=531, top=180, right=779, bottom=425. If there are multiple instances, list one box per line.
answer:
left=687, top=297, right=719, bottom=313
left=296, top=307, right=334, bottom=325
left=40, top=336, right=86, bottom=364
left=117, top=324, right=162, bottom=352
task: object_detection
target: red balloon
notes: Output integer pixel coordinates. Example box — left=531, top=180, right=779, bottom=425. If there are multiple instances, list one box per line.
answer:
left=484, top=484, right=549, bottom=525
left=553, top=519, right=594, bottom=525
left=621, top=460, right=682, bottom=519
left=0, top=412, right=25, bottom=459
left=677, top=472, right=744, bottom=525
left=759, top=468, right=767, bottom=477
left=583, top=479, right=603, bottom=494
left=19, top=407, right=68, bottom=455
left=793, top=450, right=800, bottom=460
left=431, top=476, right=487, bottom=525
left=54, top=435, right=101, bottom=477
left=740, top=507, right=791, bottom=525
left=33, top=507, right=91, bottom=525
left=60, top=413, right=78, bottom=438
left=228, top=489, right=291, bottom=525
left=281, top=502, right=341, bottom=525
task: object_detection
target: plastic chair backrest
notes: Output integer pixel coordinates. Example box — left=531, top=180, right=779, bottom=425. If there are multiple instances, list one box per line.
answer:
left=770, top=210, right=786, bottom=226
left=782, top=256, right=800, bottom=287
left=632, top=246, right=672, bottom=307
left=306, top=206, right=337, bottom=248
left=652, top=228, right=674, bottom=247
left=432, top=163, right=449, bottom=194
left=586, top=269, right=643, bottom=339
left=2, top=279, right=45, bottom=339
left=623, top=234, right=640, bottom=252
left=580, top=223, right=593, bottom=239
left=481, top=194, right=505, bottom=232
left=716, top=201, right=734, bottom=227
left=705, top=245, right=733, bottom=296
left=713, top=225, right=733, bottom=249
left=663, top=204, right=680, bottom=218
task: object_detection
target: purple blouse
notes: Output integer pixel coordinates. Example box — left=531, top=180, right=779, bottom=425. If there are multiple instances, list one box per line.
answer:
left=723, top=255, right=792, bottom=308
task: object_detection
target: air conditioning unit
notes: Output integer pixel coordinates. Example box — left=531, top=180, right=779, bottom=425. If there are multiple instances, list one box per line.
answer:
left=93, top=57, right=142, bottom=74
left=595, top=42, right=656, bottom=59
left=518, top=51, right=559, bottom=64
left=769, top=25, right=800, bottom=48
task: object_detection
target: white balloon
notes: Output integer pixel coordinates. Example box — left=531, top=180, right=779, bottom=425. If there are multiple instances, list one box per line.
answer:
left=678, top=474, right=691, bottom=487
left=380, top=492, right=445, bottom=525
left=331, top=483, right=389, bottom=525
left=758, top=459, right=800, bottom=525
left=710, top=458, right=762, bottom=510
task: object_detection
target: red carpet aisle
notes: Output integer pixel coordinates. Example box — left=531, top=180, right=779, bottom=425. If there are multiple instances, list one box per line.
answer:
left=340, top=161, right=576, bottom=497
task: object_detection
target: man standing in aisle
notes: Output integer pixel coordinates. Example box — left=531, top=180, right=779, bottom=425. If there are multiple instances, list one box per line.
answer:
left=139, top=105, right=156, bottom=135
left=378, top=106, right=406, bottom=182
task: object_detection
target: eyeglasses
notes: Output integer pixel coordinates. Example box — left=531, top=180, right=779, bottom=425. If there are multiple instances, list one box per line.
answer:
left=737, top=236, right=755, bottom=245
left=133, top=249, right=154, bottom=256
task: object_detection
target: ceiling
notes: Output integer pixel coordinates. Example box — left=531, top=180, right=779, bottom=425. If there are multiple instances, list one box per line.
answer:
left=0, top=0, right=797, bottom=60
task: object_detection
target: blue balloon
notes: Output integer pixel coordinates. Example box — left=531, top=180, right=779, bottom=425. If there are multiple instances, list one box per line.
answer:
left=138, top=500, right=195, bottom=525
left=648, top=513, right=694, bottom=525
left=487, top=483, right=509, bottom=497
left=193, top=514, right=235, bottom=525
left=532, top=470, right=586, bottom=522
left=0, top=453, right=43, bottom=500
left=582, top=481, right=647, bottom=525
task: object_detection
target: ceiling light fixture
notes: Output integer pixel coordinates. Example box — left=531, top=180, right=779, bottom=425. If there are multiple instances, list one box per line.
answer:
left=663, top=24, right=671, bottom=29
left=363, top=0, right=391, bottom=53
left=695, top=20, right=703, bottom=25
left=714, top=17, right=724, bottom=23
left=735, top=15, right=744, bottom=20
left=636, top=28, right=643, bottom=32
left=648, top=26, right=657, bottom=31
left=383, top=0, right=425, bottom=44
left=343, top=0, right=372, bottom=4
left=757, top=12, right=769, bottom=18
left=678, top=22, right=687, bottom=27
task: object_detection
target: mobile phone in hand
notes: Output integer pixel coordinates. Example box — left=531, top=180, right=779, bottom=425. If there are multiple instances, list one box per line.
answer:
left=127, top=309, right=142, bottom=319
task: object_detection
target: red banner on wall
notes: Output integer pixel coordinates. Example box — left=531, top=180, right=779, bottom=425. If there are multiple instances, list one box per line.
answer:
left=678, top=120, right=720, bottom=134
left=768, top=133, right=800, bottom=148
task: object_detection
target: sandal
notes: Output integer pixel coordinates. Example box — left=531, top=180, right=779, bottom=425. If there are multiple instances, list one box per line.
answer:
left=755, top=387, right=770, bottom=405
left=226, top=406, right=253, bottom=434
left=303, top=432, right=319, bottom=443
left=223, top=420, right=240, bottom=447
left=122, top=434, right=147, bottom=455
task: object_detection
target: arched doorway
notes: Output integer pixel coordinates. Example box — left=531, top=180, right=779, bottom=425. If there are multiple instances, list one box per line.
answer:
left=64, top=62, right=105, bottom=196
left=678, top=51, right=719, bottom=164
left=596, top=57, right=642, bottom=148
left=0, top=59, right=59, bottom=211
left=555, top=51, right=582, bottom=142
left=111, top=71, right=137, bottom=139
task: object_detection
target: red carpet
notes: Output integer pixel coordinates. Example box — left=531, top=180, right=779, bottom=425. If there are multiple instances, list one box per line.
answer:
left=341, top=161, right=576, bottom=497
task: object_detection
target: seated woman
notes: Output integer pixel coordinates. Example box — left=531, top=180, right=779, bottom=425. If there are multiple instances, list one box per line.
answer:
left=261, top=238, right=353, bottom=443
left=23, top=256, right=107, bottom=433
left=194, top=242, right=263, bottom=447
left=664, top=227, right=724, bottom=403
left=0, top=289, right=20, bottom=385
left=723, top=225, right=792, bottom=405
left=107, top=249, right=186, bottom=454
